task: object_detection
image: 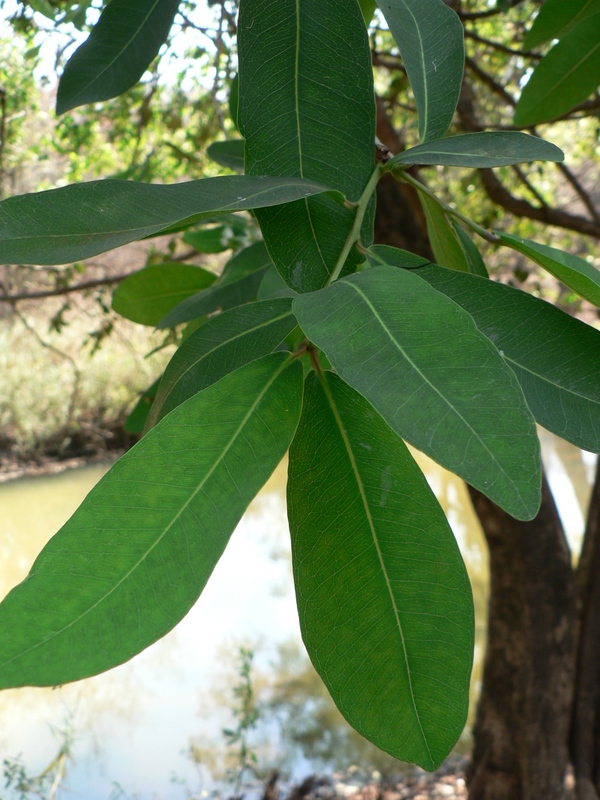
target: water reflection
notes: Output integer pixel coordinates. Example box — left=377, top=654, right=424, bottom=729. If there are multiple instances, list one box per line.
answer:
left=0, top=434, right=595, bottom=797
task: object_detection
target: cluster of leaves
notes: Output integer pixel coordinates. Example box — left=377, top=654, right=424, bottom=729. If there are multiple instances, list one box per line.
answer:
left=1, top=0, right=600, bottom=775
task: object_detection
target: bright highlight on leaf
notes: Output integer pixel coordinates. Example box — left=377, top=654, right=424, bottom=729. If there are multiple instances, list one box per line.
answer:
left=375, top=0, right=464, bottom=143
left=56, top=0, right=181, bottom=114
left=0, top=354, right=303, bottom=688
left=293, top=264, right=541, bottom=520
left=288, top=372, right=474, bottom=770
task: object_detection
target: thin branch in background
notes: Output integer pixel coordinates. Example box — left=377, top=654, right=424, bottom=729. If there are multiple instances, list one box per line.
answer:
left=13, top=307, right=81, bottom=427
left=465, top=30, right=542, bottom=60
left=210, top=4, right=229, bottom=139
left=512, top=164, right=548, bottom=208
left=554, top=161, right=600, bottom=222
left=0, top=87, right=6, bottom=200
left=465, top=55, right=516, bottom=108
left=0, top=273, right=135, bottom=303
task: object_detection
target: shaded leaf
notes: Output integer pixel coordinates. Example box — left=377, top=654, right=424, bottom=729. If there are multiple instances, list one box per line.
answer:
left=409, top=262, right=600, bottom=453
left=258, top=267, right=298, bottom=300
left=418, top=193, right=469, bottom=272
left=206, top=139, right=245, bottom=172
left=0, top=176, right=341, bottom=266
left=0, top=354, right=303, bottom=688
left=293, top=265, right=541, bottom=520
left=148, top=300, right=297, bottom=427
left=159, top=268, right=269, bottom=328
left=125, top=377, right=161, bottom=434
left=499, top=233, right=600, bottom=307
left=220, top=241, right=273, bottom=285
left=183, top=225, right=232, bottom=254
left=112, top=263, right=216, bottom=326
left=514, top=13, right=600, bottom=126
left=389, top=132, right=563, bottom=168
left=238, top=0, right=375, bottom=292
left=451, top=223, right=489, bottom=278
left=524, top=0, right=600, bottom=49
left=56, top=0, right=180, bottom=114
left=359, top=0, right=378, bottom=22
left=288, top=372, right=473, bottom=769
left=375, top=0, right=464, bottom=143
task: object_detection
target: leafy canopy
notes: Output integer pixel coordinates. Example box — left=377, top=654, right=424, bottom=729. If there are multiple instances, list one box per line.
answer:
left=1, top=0, right=599, bottom=773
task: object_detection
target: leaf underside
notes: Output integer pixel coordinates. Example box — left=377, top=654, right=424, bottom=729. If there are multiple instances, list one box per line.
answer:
left=288, top=372, right=474, bottom=770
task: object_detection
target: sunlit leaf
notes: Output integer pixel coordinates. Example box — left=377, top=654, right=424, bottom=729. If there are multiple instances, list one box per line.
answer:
left=451, top=223, right=489, bottom=278
left=0, top=354, right=303, bottom=688
left=418, top=193, right=469, bottom=272
left=499, top=233, right=600, bottom=307
left=408, top=261, right=600, bottom=453
left=57, top=0, right=181, bottom=114
left=112, top=263, right=216, bottom=326
left=288, top=371, right=474, bottom=769
left=375, top=0, right=464, bottom=143
left=148, top=300, right=297, bottom=427
left=515, top=13, right=600, bottom=126
left=0, top=176, right=341, bottom=266
left=294, top=265, right=541, bottom=520
left=388, top=132, right=563, bottom=168
left=238, top=0, right=375, bottom=291
left=124, top=377, right=161, bottom=434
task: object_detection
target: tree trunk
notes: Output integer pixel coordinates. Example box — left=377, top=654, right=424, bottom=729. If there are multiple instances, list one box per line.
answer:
left=466, top=477, right=577, bottom=800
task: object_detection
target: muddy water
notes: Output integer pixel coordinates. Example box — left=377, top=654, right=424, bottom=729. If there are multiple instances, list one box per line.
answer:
left=0, top=435, right=594, bottom=797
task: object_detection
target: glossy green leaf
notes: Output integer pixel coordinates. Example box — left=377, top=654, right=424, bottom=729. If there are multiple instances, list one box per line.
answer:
left=148, top=300, right=298, bottom=427
left=359, top=0, right=378, bottom=22
left=389, top=132, right=563, bottom=168
left=499, top=233, right=600, bottom=307
left=418, top=193, right=469, bottom=272
left=0, top=176, right=341, bottom=266
left=124, top=377, right=161, bottom=434
left=56, top=0, right=181, bottom=114
left=293, top=266, right=541, bottom=520
left=206, top=139, right=245, bottom=172
left=375, top=0, right=464, bottom=143
left=514, top=12, right=600, bottom=126
left=288, top=372, right=473, bottom=769
left=451, top=223, right=489, bottom=278
left=158, top=268, right=268, bottom=328
left=524, top=0, right=600, bottom=49
left=112, top=264, right=216, bottom=326
left=408, top=262, right=600, bottom=453
left=0, top=354, right=303, bottom=688
left=238, top=0, right=375, bottom=292
left=183, top=225, right=232, bottom=254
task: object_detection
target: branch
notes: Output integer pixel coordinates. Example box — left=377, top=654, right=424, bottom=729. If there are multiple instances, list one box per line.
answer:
left=465, top=30, right=541, bottom=60
left=465, top=55, right=516, bottom=107
left=554, top=161, right=600, bottom=222
left=0, top=273, right=135, bottom=303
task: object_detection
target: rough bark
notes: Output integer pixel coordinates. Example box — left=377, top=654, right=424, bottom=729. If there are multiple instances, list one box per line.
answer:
left=571, top=469, right=600, bottom=800
left=466, top=477, right=577, bottom=800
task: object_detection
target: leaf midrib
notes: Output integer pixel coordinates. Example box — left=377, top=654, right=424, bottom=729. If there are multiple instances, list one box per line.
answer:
left=69, top=0, right=167, bottom=104
left=343, top=280, right=528, bottom=510
left=319, top=374, right=434, bottom=768
left=0, top=358, right=289, bottom=672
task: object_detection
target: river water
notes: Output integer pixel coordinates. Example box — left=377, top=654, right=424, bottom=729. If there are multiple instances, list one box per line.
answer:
left=0, top=433, right=595, bottom=798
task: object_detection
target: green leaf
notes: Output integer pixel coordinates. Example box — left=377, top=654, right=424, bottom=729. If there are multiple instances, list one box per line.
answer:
left=0, top=354, right=303, bottom=688
left=220, top=241, right=273, bottom=286
left=375, top=0, right=464, bottom=143
left=183, top=225, right=232, bottom=254
left=514, top=12, right=600, bottom=126
left=359, top=0, right=378, bottom=23
left=258, top=267, right=298, bottom=300
left=409, top=262, right=600, bottom=453
left=288, top=372, right=474, bottom=770
left=524, top=0, right=600, bottom=49
left=499, top=233, right=600, bottom=307
left=0, top=176, right=341, bottom=266
left=229, top=75, right=240, bottom=132
left=418, top=193, right=469, bottom=272
left=112, top=264, right=217, bottom=326
left=293, top=266, right=541, bottom=520
left=29, top=0, right=55, bottom=19
left=238, top=0, right=375, bottom=292
left=148, top=300, right=298, bottom=428
left=125, top=377, right=161, bottom=434
left=206, top=140, right=245, bottom=172
left=451, top=223, right=489, bottom=278
left=389, top=132, right=563, bottom=168
left=158, top=269, right=268, bottom=328
left=56, top=0, right=181, bottom=114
